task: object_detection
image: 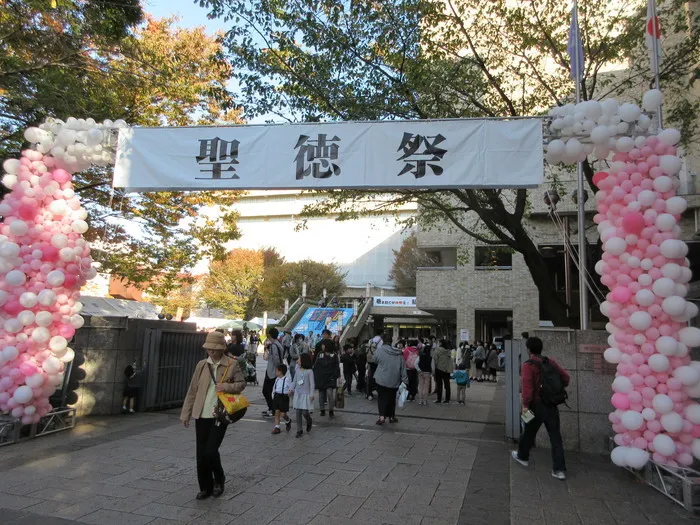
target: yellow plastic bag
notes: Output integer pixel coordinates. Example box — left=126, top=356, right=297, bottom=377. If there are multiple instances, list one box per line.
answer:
left=217, top=392, right=249, bottom=414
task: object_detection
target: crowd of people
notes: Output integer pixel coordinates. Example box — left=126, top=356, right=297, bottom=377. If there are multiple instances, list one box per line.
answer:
left=180, top=329, right=570, bottom=500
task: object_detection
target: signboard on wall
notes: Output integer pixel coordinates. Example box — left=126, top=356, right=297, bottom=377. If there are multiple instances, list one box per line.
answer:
left=460, top=329, right=471, bottom=342
left=113, top=119, right=543, bottom=191
left=373, top=296, right=417, bottom=307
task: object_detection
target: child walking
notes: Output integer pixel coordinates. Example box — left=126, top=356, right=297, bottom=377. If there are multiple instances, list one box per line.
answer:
left=272, top=364, right=292, bottom=434
left=451, top=363, right=471, bottom=404
left=290, top=353, right=315, bottom=438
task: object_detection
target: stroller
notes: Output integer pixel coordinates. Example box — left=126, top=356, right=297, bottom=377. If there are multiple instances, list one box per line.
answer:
left=243, top=352, right=258, bottom=385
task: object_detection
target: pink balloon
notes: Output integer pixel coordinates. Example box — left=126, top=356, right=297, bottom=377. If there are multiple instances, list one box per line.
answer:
left=611, top=393, right=631, bottom=410
left=622, top=212, right=645, bottom=234
left=647, top=420, right=662, bottom=433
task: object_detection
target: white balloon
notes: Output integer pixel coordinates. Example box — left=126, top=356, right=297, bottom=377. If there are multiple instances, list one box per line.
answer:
left=686, top=404, right=700, bottom=425
left=12, top=385, right=33, bottom=404
left=5, top=270, right=26, bottom=286
left=679, top=326, right=700, bottom=348
left=2, top=159, right=21, bottom=174
left=648, top=354, right=670, bottom=372
left=658, top=156, right=682, bottom=176
left=60, top=347, right=75, bottom=364
left=642, top=89, right=663, bottom=111
left=655, top=336, right=678, bottom=356
left=34, top=311, right=53, bottom=327
left=652, top=176, right=673, bottom=193
left=626, top=448, right=650, bottom=469
left=70, top=314, right=85, bottom=329
left=49, top=336, right=68, bottom=353
left=25, top=373, right=44, bottom=389
left=31, top=326, right=51, bottom=343
left=19, top=292, right=38, bottom=308
left=9, top=220, right=28, bottom=236
left=658, top=128, right=681, bottom=146
left=3, top=319, right=22, bottom=334
left=59, top=247, right=75, bottom=262
left=660, top=412, right=684, bottom=433
left=655, top=214, right=676, bottom=232
left=42, top=356, right=61, bottom=374
left=619, top=103, right=642, bottom=122
left=635, top=289, right=655, bottom=307
left=612, top=376, right=633, bottom=393
left=666, top=196, right=688, bottom=215
left=2, top=174, right=18, bottom=189
left=72, top=220, right=89, bottom=234
left=616, top=136, right=634, bottom=152
left=591, top=126, right=611, bottom=145
left=661, top=296, right=686, bottom=317
left=660, top=239, right=688, bottom=259
left=17, top=310, right=35, bottom=326
left=37, top=289, right=57, bottom=307
left=652, top=394, right=674, bottom=414
left=673, top=365, right=700, bottom=386
left=610, top=446, right=629, bottom=467
left=604, top=347, right=621, bottom=364
left=621, top=410, right=644, bottom=431
left=641, top=408, right=656, bottom=421
left=48, top=200, right=68, bottom=216
left=605, top=237, right=627, bottom=256
left=0, top=241, right=20, bottom=258
left=653, top=433, right=676, bottom=457
left=693, top=439, right=700, bottom=461
left=637, top=190, right=657, bottom=208
left=661, top=263, right=682, bottom=281
left=629, top=311, right=652, bottom=331
left=51, top=233, right=68, bottom=249
left=652, top=278, right=676, bottom=298
left=46, top=270, right=65, bottom=287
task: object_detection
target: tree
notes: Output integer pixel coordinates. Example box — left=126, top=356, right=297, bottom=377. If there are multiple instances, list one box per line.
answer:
left=201, top=0, right=700, bottom=325
left=1, top=6, right=243, bottom=297
left=258, top=260, right=347, bottom=311
left=200, top=249, right=265, bottom=318
left=389, top=232, right=435, bottom=295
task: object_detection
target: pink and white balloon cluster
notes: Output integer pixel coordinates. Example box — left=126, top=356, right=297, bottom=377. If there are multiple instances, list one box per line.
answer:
left=0, top=118, right=115, bottom=424
left=547, top=89, right=700, bottom=468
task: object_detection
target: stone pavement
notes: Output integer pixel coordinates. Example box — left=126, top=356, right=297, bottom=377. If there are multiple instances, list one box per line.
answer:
left=0, top=378, right=697, bottom=525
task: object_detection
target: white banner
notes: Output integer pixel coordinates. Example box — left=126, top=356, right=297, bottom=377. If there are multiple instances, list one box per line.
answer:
left=113, top=119, right=543, bottom=191
left=373, top=296, right=417, bottom=307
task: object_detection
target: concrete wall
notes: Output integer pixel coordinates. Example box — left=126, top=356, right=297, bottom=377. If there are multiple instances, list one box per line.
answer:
left=530, top=328, right=613, bottom=455
left=68, top=315, right=195, bottom=417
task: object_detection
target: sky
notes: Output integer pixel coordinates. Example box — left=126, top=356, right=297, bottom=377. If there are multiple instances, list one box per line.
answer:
left=143, top=0, right=277, bottom=124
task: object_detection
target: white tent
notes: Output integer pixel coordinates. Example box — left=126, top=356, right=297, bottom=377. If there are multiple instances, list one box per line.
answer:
left=184, top=316, right=232, bottom=330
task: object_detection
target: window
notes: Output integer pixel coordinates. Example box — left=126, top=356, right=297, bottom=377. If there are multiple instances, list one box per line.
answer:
left=474, top=246, right=512, bottom=270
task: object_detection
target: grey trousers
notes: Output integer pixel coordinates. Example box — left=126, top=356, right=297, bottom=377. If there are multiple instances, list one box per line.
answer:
left=318, top=388, right=336, bottom=411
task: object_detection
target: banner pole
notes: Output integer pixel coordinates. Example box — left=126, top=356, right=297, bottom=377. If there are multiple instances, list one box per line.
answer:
left=650, top=0, right=663, bottom=128
left=574, top=0, right=589, bottom=330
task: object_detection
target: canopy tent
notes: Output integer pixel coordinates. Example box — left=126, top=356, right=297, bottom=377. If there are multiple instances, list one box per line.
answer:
left=79, top=296, right=160, bottom=319
left=184, top=316, right=234, bottom=331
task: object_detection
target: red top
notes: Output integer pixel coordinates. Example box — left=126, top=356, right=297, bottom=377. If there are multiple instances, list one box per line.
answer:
left=520, top=354, right=570, bottom=409
left=403, top=346, right=419, bottom=369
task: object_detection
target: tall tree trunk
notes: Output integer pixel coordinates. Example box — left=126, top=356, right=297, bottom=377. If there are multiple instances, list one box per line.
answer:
left=510, top=221, right=570, bottom=327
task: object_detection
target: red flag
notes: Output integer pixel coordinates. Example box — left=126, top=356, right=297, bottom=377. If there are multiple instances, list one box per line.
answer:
left=646, top=0, right=662, bottom=72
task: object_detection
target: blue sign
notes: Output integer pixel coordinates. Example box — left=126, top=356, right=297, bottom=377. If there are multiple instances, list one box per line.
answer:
left=293, top=307, right=354, bottom=336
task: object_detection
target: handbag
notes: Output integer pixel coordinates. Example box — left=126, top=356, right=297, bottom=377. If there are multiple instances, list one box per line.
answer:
left=207, top=362, right=249, bottom=425
left=335, top=388, right=345, bottom=409
left=397, top=383, right=408, bottom=409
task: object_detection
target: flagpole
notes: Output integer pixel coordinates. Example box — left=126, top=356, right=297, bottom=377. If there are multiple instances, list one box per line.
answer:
left=650, top=0, right=663, bottom=128
left=574, top=0, right=589, bottom=330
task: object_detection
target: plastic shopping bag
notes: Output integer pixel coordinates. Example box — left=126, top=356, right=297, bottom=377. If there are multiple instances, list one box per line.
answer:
left=397, top=383, right=408, bottom=409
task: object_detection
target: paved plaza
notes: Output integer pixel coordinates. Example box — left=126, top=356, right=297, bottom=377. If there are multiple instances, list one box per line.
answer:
left=0, top=378, right=697, bottom=525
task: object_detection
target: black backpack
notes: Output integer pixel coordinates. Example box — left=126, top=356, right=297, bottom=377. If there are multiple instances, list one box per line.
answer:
left=528, top=357, right=568, bottom=406
left=418, top=347, right=432, bottom=372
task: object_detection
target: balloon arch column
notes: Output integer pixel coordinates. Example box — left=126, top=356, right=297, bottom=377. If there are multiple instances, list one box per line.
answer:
left=0, top=118, right=119, bottom=443
left=545, top=89, right=700, bottom=501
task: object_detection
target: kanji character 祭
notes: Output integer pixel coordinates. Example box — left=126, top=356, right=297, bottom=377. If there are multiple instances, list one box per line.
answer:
left=196, top=137, right=240, bottom=179
left=294, top=134, right=341, bottom=179
left=397, top=133, right=447, bottom=178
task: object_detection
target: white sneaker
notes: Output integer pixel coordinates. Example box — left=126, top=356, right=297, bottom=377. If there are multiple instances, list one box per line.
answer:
left=552, top=470, right=566, bottom=480
left=511, top=450, right=529, bottom=467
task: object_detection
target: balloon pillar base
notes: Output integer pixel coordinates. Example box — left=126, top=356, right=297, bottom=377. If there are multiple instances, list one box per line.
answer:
left=0, top=415, right=21, bottom=447
left=625, top=460, right=700, bottom=513
left=29, top=406, right=76, bottom=439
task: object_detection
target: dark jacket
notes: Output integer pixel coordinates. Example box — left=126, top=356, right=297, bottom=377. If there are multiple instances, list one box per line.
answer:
left=340, top=352, right=357, bottom=375
left=313, top=351, right=340, bottom=390
left=521, top=354, right=570, bottom=409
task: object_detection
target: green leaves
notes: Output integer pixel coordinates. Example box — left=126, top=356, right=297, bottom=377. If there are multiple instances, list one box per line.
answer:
left=1, top=7, right=244, bottom=297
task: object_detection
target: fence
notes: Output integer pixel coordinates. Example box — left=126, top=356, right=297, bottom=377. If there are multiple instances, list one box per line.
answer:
left=141, top=328, right=207, bottom=411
